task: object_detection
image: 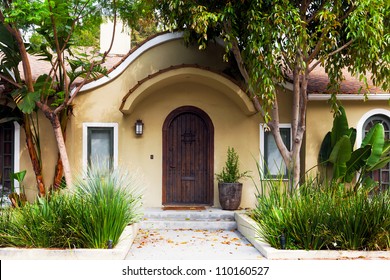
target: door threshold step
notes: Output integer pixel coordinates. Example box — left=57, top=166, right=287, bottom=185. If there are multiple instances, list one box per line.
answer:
left=162, top=206, right=207, bottom=211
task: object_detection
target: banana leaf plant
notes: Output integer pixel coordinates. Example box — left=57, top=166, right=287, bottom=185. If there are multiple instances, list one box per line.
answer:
left=8, top=170, right=27, bottom=207
left=318, top=106, right=390, bottom=190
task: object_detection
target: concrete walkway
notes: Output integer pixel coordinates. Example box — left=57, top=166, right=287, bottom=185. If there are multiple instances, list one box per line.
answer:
left=125, top=208, right=265, bottom=260
left=125, top=228, right=264, bottom=260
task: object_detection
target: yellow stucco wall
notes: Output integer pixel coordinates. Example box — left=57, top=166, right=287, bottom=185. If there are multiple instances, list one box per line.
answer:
left=71, top=82, right=263, bottom=207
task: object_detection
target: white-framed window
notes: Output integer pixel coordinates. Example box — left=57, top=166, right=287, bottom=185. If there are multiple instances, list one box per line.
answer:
left=357, top=109, right=390, bottom=191
left=82, top=123, right=118, bottom=170
left=260, top=124, right=292, bottom=179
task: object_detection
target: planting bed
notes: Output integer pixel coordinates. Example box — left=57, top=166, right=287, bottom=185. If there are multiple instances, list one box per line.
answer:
left=0, top=223, right=139, bottom=260
left=235, top=212, right=390, bottom=260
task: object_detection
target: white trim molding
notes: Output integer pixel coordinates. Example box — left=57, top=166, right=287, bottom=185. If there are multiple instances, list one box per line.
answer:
left=78, top=32, right=185, bottom=93
left=13, top=122, right=20, bottom=192
left=309, top=93, right=390, bottom=101
left=356, top=108, right=390, bottom=147
left=82, top=122, right=118, bottom=171
left=259, top=123, right=292, bottom=179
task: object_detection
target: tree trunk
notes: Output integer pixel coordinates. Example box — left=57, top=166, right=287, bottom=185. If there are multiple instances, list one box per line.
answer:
left=52, top=157, right=64, bottom=190
left=40, top=106, right=72, bottom=188
left=52, top=110, right=69, bottom=190
left=5, top=21, right=47, bottom=195
left=51, top=115, right=72, bottom=188
left=23, top=116, right=46, bottom=197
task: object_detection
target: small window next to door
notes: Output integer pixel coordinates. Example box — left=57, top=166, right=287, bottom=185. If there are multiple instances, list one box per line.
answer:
left=260, top=124, right=291, bottom=179
left=363, top=114, right=390, bottom=191
left=0, top=122, right=14, bottom=196
left=83, top=123, right=118, bottom=170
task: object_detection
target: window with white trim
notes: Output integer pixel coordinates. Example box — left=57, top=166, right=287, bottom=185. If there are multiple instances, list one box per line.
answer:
left=260, top=124, right=291, bottom=179
left=363, top=114, right=390, bottom=191
left=83, top=123, right=118, bottom=170
left=0, top=121, right=14, bottom=195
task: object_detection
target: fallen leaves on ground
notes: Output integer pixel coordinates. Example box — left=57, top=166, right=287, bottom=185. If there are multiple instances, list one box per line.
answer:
left=132, top=229, right=254, bottom=250
left=127, top=228, right=264, bottom=259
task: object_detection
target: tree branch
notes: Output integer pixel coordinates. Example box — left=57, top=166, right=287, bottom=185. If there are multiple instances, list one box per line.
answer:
left=0, top=11, right=34, bottom=92
left=306, top=0, right=328, bottom=24
left=103, top=0, right=117, bottom=60
left=268, top=97, right=291, bottom=166
left=48, top=0, right=70, bottom=104
left=223, top=20, right=264, bottom=113
left=0, top=74, right=22, bottom=89
left=291, top=65, right=300, bottom=141
left=307, top=32, right=327, bottom=63
left=308, top=39, right=354, bottom=73
left=339, top=5, right=356, bottom=22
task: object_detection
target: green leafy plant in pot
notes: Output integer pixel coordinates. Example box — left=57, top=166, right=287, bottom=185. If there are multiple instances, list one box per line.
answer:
left=216, top=147, right=249, bottom=210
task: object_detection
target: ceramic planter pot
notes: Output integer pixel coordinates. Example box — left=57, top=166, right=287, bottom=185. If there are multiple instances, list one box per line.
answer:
left=218, top=182, right=242, bottom=210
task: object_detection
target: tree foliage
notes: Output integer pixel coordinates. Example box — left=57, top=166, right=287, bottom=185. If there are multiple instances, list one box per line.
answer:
left=153, top=0, right=389, bottom=187
left=0, top=0, right=155, bottom=193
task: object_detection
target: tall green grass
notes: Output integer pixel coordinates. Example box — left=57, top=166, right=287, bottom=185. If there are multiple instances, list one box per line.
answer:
left=252, top=169, right=390, bottom=250
left=70, top=167, right=143, bottom=248
left=0, top=192, right=78, bottom=248
left=0, top=167, right=143, bottom=249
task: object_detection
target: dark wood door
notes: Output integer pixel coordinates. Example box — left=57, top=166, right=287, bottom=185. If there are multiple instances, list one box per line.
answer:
left=163, top=106, right=214, bottom=205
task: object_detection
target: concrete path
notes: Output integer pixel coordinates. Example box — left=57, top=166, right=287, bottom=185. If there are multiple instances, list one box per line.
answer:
left=125, top=228, right=264, bottom=260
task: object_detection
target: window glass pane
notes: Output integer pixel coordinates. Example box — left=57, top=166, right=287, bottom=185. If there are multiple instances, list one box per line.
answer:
left=88, top=128, right=113, bottom=169
left=264, top=128, right=290, bottom=178
left=0, top=122, right=14, bottom=195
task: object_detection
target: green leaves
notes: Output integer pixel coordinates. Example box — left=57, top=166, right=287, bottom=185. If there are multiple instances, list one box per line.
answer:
left=329, top=135, right=352, bottom=179
left=12, top=87, right=39, bottom=114
left=216, top=147, right=249, bottom=183
left=11, top=74, right=57, bottom=114
left=331, top=107, right=352, bottom=147
left=318, top=105, right=388, bottom=187
left=344, top=146, right=371, bottom=183
left=362, top=122, right=385, bottom=167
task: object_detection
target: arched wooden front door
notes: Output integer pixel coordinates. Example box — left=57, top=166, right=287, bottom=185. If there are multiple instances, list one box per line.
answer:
left=163, top=106, right=214, bottom=206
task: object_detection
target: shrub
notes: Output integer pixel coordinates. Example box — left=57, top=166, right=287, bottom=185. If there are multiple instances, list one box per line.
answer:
left=0, top=167, right=143, bottom=249
left=216, top=147, right=249, bottom=183
left=0, top=192, right=77, bottom=248
left=252, top=177, right=390, bottom=251
left=70, top=167, right=143, bottom=248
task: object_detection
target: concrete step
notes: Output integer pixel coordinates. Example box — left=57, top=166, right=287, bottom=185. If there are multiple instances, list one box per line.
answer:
left=140, top=207, right=237, bottom=230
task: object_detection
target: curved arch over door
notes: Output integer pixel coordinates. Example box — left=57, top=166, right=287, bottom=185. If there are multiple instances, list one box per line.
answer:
left=162, top=106, right=214, bottom=205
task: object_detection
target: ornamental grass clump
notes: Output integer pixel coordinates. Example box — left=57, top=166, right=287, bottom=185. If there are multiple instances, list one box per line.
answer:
left=0, top=191, right=78, bottom=248
left=252, top=174, right=390, bottom=251
left=0, top=167, right=143, bottom=249
left=70, top=167, right=143, bottom=248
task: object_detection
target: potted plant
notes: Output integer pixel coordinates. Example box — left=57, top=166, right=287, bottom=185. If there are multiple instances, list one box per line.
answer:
left=216, top=147, right=249, bottom=210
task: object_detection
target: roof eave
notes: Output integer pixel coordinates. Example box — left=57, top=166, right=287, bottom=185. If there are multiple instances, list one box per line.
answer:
left=308, top=93, right=390, bottom=101
left=76, top=32, right=186, bottom=93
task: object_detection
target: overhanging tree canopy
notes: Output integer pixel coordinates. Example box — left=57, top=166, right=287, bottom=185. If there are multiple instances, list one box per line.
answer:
left=0, top=0, right=156, bottom=193
left=153, top=0, right=389, bottom=187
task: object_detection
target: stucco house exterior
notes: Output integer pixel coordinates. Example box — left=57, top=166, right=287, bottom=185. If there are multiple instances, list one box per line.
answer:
left=2, top=31, right=389, bottom=208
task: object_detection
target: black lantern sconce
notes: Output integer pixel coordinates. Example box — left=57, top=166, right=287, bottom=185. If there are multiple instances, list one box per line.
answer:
left=135, top=119, right=144, bottom=136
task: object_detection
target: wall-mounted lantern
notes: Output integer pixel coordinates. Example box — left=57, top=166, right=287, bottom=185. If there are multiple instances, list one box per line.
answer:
left=135, top=119, right=144, bottom=136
